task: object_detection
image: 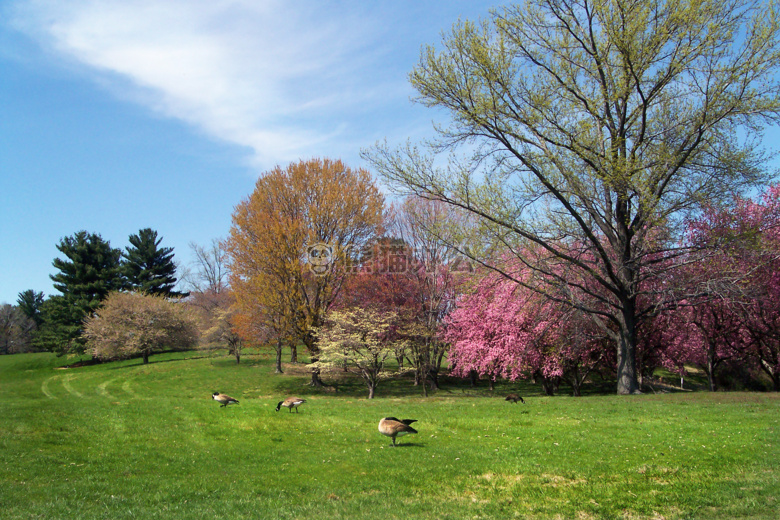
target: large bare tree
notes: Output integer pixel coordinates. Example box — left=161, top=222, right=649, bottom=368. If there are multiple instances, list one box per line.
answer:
left=0, top=304, right=36, bottom=355
left=391, top=197, right=467, bottom=392
left=364, top=0, right=780, bottom=394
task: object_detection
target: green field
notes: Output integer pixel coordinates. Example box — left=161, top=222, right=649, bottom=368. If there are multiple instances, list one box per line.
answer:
left=1, top=351, right=777, bottom=519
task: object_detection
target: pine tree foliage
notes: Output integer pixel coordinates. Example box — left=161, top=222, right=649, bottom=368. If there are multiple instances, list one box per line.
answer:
left=43, top=231, right=124, bottom=354
left=16, top=290, right=45, bottom=327
left=124, top=228, right=184, bottom=297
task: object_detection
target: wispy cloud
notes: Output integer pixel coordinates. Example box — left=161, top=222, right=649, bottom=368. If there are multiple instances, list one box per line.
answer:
left=7, top=0, right=419, bottom=169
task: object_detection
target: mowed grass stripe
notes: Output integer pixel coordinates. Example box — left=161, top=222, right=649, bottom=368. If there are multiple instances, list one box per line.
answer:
left=0, top=351, right=777, bottom=520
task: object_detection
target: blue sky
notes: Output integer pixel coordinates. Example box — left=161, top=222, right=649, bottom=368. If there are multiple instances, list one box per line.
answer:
left=0, top=0, right=506, bottom=304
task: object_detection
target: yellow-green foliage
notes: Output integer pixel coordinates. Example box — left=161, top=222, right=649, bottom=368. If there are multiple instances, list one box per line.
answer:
left=312, top=307, right=406, bottom=398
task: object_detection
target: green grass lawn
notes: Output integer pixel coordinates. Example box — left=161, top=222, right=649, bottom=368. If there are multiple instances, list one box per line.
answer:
left=0, top=350, right=777, bottom=519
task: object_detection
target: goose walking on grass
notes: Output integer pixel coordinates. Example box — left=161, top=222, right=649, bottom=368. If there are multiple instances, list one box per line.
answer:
left=212, top=392, right=239, bottom=407
left=505, top=393, right=525, bottom=404
left=276, top=397, right=306, bottom=412
left=378, top=417, right=418, bottom=447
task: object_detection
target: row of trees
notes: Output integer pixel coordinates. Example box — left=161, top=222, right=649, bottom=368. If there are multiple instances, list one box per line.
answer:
left=6, top=228, right=185, bottom=357
left=225, top=158, right=463, bottom=393
left=5, top=160, right=780, bottom=395
left=446, top=184, right=780, bottom=394
left=4, top=0, right=780, bottom=398
left=229, top=0, right=780, bottom=396
left=363, top=0, right=780, bottom=394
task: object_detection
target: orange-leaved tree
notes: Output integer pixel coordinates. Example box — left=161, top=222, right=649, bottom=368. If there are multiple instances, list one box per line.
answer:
left=226, top=158, right=385, bottom=386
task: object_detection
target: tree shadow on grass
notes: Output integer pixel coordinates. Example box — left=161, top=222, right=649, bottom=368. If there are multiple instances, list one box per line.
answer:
left=107, top=355, right=212, bottom=369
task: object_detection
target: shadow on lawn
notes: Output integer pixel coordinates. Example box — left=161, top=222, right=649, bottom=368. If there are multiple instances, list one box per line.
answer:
left=265, top=365, right=629, bottom=400
left=107, top=355, right=211, bottom=370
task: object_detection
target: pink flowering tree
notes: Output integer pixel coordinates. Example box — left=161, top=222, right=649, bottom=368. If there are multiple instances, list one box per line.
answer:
left=736, top=185, right=780, bottom=390
left=445, top=262, right=607, bottom=396
left=654, top=184, right=780, bottom=391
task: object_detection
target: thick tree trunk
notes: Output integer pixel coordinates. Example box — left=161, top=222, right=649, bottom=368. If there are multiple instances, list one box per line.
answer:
left=541, top=376, right=558, bottom=396
left=616, top=304, right=640, bottom=395
left=289, top=343, right=297, bottom=363
left=142, top=350, right=149, bottom=364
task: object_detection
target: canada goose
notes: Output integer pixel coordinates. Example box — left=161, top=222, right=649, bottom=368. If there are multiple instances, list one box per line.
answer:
left=276, top=397, right=306, bottom=412
left=505, top=393, right=525, bottom=404
left=212, top=392, right=239, bottom=407
left=378, top=417, right=418, bottom=446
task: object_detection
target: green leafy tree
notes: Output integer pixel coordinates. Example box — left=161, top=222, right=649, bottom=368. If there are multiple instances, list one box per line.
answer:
left=364, top=0, right=780, bottom=394
left=42, top=231, right=125, bottom=355
left=124, top=228, right=185, bottom=297
left=84, top=291, right=199, bottom=364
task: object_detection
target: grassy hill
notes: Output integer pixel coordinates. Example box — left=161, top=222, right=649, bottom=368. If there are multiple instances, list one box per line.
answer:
left=1, top=350, right=778, bottom=519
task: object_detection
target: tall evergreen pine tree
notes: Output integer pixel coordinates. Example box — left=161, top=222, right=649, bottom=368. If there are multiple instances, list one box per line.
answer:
left=124, top=228, right=185, bottom=297
left=16, top=290, right=45, bottom=327
left=43, top=231, right=125, bottom=355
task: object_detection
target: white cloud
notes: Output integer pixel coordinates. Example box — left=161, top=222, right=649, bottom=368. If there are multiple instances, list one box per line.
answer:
left=8, top=0, right=415, bottom=169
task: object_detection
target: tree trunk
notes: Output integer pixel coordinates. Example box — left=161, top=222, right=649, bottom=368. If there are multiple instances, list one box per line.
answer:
left=707, top=356, right=717, bottom=392
left=427, top=368, right=440, bottom=391
left=759, top=359, right=779, bottom=392
left=142, top=350, right=149, bottom=364
left=568, top=366, right=583, bottom=397
left=616, top=305, right=640, bottom=395
left=541, top=377, right=558, bottom=396
left=275, top=338, right=284, bottom=374
left=367, top=383, right=375, bottom=399
left=310, top=362, right=324, bottom=387
left=470, top=370, right=478, bottom=387
left=303, top=335, right=323, bottom=386
left=289, top=343, right=297, bottom=363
